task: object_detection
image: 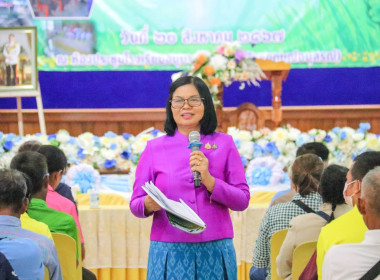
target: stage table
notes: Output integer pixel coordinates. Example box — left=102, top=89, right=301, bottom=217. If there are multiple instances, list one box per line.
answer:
left=79, top=200, right=270, bottom=280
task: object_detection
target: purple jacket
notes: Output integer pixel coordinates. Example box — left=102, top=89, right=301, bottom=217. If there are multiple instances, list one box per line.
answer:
left=130, top=130, right=250, bottom=242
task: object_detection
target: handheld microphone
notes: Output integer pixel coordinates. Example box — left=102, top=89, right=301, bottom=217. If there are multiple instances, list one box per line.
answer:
left=188, top=131, right=203, bottom=188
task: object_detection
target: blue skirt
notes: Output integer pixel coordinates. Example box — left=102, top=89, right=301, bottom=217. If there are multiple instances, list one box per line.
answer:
left=147, top=238, right=237, bottom=280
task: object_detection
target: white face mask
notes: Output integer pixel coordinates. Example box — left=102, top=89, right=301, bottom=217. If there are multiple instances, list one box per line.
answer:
left=343, top=180, right=358, bottom=207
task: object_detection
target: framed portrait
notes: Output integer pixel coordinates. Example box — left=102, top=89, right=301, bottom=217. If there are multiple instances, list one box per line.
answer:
left=0, top=26, right=38, bottom=92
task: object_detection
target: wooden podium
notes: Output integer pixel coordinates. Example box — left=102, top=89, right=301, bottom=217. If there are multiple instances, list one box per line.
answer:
left=256, top=59, right=290, bottom=126
left=216, top=59, right=290, bottom=131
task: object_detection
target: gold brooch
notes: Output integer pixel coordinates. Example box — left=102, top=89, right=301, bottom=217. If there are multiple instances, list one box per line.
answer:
left=212, top=143, right=218, bottom=149
left=205, top=142, right=211, bottom=149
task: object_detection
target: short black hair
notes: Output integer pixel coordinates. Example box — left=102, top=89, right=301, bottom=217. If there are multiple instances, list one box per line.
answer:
left=320, top=164, right=348, bottom=204
left=0, top=169, right=27, bottom=213
left=296, top=142, right=329, bottom=161
left=164, top=76, right=217, bottom=136
left=10, top=151, right=48, bottom=195
left=37, top=145, right=67, bottom=174
left=351, top=151, right=380, bottom=181
left=18, top=140, right=42, bottom=152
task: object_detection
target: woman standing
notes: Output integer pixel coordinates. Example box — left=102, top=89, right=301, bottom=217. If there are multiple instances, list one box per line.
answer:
left=130, top=76, right=250, bottom=280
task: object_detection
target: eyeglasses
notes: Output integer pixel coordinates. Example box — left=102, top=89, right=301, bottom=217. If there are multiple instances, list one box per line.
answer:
left=170, top=97, right=204, bottom=109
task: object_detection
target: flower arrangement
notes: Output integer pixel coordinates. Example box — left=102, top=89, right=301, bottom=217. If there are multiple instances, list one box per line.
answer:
left=1, top=123, right=379, bottom=175
left=172, top=42, right=266, bottom=102
left=0, top=127, right=165, bottom=171
left=227, top=122, right=380, bottom=169
left=64, top=163, right=101, bottom=194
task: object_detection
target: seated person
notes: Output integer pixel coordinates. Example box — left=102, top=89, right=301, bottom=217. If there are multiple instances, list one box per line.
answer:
left=37, top=145, right=84, bottom=246
left=316, top=151, right=380, bottom=278
left=20, top=173, right=53, bottom=240
left=250, top=154, right=324, bottom=280
left=11, top=151, right=97, bottom=280
left=18, top=140, right=77, bottom=209
left=0, top=237, right=44, bottom=279
left=10, top=151, right=79, bottom=261
left=270, top=142, right=329, bottom=206
left=0, top=168, right=62, bottom=279
left=322, top=167, right=380, bottom=279
left=276, top=164, right=352, bottom=279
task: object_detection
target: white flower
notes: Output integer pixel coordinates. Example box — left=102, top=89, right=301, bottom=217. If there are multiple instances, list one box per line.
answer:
left=82, top=145, right=99, bottom=156
left=315, top=132, right=326, bottom=142
left=171, top=72, right=182, bottom=82
left=238, top=141, right=253, bottom=159
left=208, top=54, right=228, bottom=71
left=78, top=132, right=94, bottom=143
left=0, top=153, right=14, bottom=169
left=252, top=130, right=262, bottom=140
left=352, top=132, right=364, bottom=142
left=56, top=130, right=71, bottom=143
left=227, top=127, right=240, bottom=139
left=283, top=142, right=297, bottom=156
left=308, top=129, right=318, bottom=136
left=366, top=134, right=380, bottom=150
left=288, top=128, right=301, bottom=141
left=271, top=127, right=289, bottom=142
left=227, top=59, right=236, bottom=70
left=356, top=140, right=367, bottom=151
left=341, top=127, right=356, bottom=137
left=237, top=130, right=252, bottom=142
left=100, top=149, right=115, bottom=160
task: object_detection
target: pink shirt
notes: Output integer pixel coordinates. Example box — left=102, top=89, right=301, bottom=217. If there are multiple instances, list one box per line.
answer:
left=130, top=131, right=250, bottom=242
left=46, top=185, right=84, bottom=243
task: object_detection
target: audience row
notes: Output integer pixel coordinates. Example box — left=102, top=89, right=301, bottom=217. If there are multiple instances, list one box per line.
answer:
left=0, top=141, right=96, bottom=280
left=250, top=142, right=380, bottom=280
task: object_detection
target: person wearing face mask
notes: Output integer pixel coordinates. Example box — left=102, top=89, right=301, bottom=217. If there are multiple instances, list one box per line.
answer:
left=316, top=151, right=380, bottom=279
left=322, top=166, right=380, bottom=279
left=130, top=76, right=250, bottom=280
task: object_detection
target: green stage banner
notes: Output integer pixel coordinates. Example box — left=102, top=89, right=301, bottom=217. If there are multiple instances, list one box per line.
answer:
left=4, top=0, right=380, bottom=71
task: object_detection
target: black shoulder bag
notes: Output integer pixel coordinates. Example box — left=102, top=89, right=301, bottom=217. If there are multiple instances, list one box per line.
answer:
left=359, top=260, right=380, bottom=280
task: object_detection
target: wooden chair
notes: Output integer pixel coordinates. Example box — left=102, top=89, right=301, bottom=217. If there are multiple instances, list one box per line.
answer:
left=52, top=232, right=77, bottom=280
left=75, top=193, right=127, bottom=207
left=291, top=241, right=317, bottom=280
left=224, top=102, right=264, bottom=131
left=270, top=229, right=288, bottom=280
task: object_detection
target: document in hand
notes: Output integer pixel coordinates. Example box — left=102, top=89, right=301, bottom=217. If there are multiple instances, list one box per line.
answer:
left=142, top=181, right=206, bottom=234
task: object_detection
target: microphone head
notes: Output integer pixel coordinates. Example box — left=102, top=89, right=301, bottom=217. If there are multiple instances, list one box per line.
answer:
left=189, top=131, right=200, bottom=143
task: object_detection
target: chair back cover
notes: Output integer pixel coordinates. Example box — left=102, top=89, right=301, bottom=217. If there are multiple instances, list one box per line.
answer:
left=270, top=229, right=288, bottom=280
left=52, top=232, right=77, bottom=280
left=292, top=241, right=318, bottom=279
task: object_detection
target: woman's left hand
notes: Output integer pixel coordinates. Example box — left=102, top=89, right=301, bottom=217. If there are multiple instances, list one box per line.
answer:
left=190, top=151, right=215, bottom=192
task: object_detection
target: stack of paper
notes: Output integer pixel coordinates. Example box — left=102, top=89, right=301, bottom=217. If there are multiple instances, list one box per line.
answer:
left=142, top=181, right=206, bottom=234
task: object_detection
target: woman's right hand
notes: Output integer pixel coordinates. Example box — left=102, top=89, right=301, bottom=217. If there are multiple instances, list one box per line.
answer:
left=144, top=195, right=162, bottom=216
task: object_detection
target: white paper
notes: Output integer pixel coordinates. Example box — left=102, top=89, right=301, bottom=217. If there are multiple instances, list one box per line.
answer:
left=142, top=181, right=206, bottom=232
